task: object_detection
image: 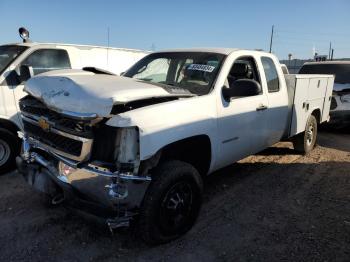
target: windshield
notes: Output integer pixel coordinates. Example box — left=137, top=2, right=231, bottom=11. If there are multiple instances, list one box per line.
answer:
left=299, top=63, right=350, bottom=84
left=0, top=45, right=28, bottom=74
left=124, top=52, right=226, bottom=95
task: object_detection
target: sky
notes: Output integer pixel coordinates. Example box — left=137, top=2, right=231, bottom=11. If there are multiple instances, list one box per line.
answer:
left=0, top=0, right=349, bottom=60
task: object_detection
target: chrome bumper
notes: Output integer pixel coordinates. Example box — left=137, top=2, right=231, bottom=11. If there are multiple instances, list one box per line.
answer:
left=18, top=132, right=151, bottom=215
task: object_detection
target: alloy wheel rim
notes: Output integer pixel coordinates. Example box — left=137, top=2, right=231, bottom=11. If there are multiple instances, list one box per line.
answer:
left=306, top=124, right=315, bottom=146
left=0, top=139, right=11, bottom=166
left=159, top=181, right=194, bottom=234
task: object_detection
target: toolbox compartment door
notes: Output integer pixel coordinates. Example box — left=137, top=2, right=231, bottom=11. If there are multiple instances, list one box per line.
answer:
left=285, top=74, right=334, bottom=137
left=289, top=77, right=309, bottom=136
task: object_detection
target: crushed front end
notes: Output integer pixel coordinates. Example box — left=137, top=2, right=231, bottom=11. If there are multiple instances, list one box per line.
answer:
left=17, top=96, right=151, bottom=228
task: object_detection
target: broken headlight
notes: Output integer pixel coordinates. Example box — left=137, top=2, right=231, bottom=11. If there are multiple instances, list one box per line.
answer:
left=114, top=127, right=140, bottom=173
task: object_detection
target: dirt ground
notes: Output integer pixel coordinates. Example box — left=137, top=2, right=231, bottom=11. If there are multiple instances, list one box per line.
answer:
left=1, top=127, right=349, bottom=262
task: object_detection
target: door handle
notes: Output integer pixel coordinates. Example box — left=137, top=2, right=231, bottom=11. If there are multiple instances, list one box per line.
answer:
left=256, top=104, right=268, bottom=111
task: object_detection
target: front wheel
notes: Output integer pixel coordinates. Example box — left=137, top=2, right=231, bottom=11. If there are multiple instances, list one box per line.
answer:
left=293, top=115, right=318, bottom=154
left=0, top=128, right=20, bottom=175
left=139, top=160, right=203, bottom=245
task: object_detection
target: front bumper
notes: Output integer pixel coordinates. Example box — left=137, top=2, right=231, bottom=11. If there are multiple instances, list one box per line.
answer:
left=17, top=134, right=151, bottom=225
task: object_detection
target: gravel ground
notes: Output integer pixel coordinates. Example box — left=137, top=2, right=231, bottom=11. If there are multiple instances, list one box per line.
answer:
left=0, top=127, right=349, bottom=262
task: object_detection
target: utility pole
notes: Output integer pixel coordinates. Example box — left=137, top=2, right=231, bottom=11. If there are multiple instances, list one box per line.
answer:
left=269, top=25, right=274, bottom=53
left=328, top=42, right=332, bottom=60
left=331, top=49, right=334, bottom=60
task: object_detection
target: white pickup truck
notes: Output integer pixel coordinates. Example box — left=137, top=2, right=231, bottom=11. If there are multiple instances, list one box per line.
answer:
left=0, top=29, right=148, bottom=174
left=17, top=48, right=334, bottom=244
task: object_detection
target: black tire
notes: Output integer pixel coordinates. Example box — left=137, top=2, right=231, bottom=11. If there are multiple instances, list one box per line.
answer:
left=293, top=115, right=318, bottom=154
left=139, top=160, right=203, bottom=245
left=0, top=128, right=20, bottom=175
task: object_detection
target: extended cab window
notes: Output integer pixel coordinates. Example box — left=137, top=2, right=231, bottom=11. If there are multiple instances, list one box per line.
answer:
left=20, top=49, right=71, bottom=75
left=261, top=57, right=280, bottom=92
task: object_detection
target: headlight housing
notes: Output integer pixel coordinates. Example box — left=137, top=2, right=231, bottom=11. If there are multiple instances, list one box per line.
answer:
left=115, top=127, right=140, bottom=172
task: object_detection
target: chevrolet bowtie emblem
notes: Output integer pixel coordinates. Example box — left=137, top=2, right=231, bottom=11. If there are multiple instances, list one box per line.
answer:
left=38, top=118, right=50, bottom=131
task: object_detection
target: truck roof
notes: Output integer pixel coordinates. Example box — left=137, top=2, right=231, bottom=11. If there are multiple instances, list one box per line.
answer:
left=2, top=42, right=149, bottom=54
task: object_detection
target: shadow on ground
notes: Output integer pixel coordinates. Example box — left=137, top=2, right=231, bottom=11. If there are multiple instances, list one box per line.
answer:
left=1, top=148, right=349, bottom=261
left=318, top=124, right=350, bottom=152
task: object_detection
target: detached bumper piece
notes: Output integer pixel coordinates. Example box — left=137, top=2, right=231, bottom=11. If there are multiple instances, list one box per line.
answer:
left=17, top=133, right=151, bottom=229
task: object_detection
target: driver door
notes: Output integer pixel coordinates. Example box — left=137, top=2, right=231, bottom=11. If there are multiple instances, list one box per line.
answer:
left=216, top=56, right=269, bottom=168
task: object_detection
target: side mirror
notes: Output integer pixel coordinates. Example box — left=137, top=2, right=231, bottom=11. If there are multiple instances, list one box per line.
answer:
left=222, top=79, right=262, bottom=101
left=19, top=65, right=34, bottom=82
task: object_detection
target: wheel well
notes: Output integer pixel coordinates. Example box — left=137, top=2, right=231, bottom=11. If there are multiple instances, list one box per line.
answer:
left=311, top=109, right=321, bottom=123
left=159, top=135, right=212, bottom=175
left=0, top=119, right=20, bottom=135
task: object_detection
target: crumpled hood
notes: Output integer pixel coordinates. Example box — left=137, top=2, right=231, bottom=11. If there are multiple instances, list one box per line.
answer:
left=24, top=70, right=192, bottom=117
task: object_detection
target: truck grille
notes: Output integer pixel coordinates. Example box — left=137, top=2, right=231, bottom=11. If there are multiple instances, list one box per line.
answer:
left=20, top=96, right=93, bottom=138
left=23, top=120, right=83, bottom=157
left=20, top=96, right=94, bottom=161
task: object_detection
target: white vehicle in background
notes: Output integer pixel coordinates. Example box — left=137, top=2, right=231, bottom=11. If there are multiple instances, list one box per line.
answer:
left=281, top=63, right=289, bottom=74
left=17, top=48, right=334, bottom=244
left=299, top=61, right=350, bottom=126
left=0, top=28, right=148, bottom=174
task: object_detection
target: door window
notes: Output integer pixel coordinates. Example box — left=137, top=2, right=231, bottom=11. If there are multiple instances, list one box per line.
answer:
left=226, top=56, right=262, bottom=97
left=261, top=57, right=280, bottom=92
left=20, top=49, right=71, bottom=75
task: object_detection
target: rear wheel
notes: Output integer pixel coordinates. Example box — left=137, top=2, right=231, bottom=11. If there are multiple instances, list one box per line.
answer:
left=0, top=128, right=20, bottom=175
left=293, top=115, right=318, bottom=154
left=139, top=160, right=203, bottom=245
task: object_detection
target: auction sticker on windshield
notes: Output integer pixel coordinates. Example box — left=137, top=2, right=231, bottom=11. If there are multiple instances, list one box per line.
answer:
left=188, top=64, right=215, bottom=73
